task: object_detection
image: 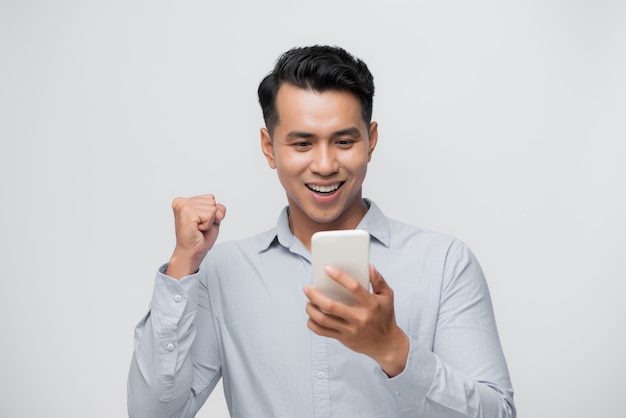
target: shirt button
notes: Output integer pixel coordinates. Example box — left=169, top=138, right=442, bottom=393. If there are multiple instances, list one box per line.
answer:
left=166, top=343, right=175, bottom=352
left=173, top=295, right=182, bottom=303
left=317, top=371, right=325, bottom=379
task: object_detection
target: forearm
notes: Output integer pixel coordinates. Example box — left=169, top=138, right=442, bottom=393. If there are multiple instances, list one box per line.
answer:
left=386, top=339, right=515, bottom=418
left=374, top=326, right=410, bottom=378
left=127, top=268, right=205, bottom=418
left=127, top=311, right=198, bottom=418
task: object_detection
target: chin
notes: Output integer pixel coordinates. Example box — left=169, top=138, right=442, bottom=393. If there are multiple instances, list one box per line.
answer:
left=307, top=208, right=345, bottom=225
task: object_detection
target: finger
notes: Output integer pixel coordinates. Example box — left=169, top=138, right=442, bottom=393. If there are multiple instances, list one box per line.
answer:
left=196, top=203, right=226, bottom=231
left=303, top=285, right=350, bottom=319
left=305, top=301, right=341, bottom=326
left=307, top=317, right=342, bottom=339
left=198, top=193, right=216, bottom=202
left=303, top=285, right=335, bottom=310
left=324, top=265, right=370, bottom=303
left=305, top=301, right=344, bottom=336
left=197, top=214, right=216, bottom=231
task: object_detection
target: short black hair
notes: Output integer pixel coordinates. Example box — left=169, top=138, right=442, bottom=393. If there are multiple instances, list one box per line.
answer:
left=258, top=45, right=375, bottom=134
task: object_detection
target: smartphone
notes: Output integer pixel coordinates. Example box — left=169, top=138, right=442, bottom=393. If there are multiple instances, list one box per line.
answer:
left=311, top=229, right=370, bottom=305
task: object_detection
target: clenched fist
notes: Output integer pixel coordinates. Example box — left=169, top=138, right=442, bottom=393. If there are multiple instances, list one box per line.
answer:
left=166, top=194, right=226, bottom=279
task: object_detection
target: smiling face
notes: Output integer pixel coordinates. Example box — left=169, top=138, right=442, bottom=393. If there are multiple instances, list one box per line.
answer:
left=261, top=83, right=378, bottom=244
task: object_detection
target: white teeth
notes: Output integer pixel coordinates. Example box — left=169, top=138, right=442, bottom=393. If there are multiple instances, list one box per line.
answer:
left=308, top=183, right=341, bottom=193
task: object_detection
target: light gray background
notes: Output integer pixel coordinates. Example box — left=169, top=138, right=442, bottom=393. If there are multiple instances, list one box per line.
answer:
left=1, top=1, right=625, bottom=417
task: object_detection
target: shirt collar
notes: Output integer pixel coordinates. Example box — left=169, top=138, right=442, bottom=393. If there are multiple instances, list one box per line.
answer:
left=356, top=199, right=391, bottom=247
left=257, top=198, right=391, bottom=253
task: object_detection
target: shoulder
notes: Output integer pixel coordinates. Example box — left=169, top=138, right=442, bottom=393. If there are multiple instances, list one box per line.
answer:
left=383, top=217, right=489, bottom=297
left=381, top=215, right=483, bottom=284
left=208, top=227, right=278, bottom=259
left=385, top=216, right=463, bottom=254
left=365, top=200, right=462, bottom=253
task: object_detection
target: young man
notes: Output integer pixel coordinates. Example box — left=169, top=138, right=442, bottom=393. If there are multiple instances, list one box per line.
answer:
left=128, top=45, right=516, bottom=418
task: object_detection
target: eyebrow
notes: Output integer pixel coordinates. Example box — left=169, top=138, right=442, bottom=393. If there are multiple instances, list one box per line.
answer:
left=332, top=127, right=361, bottom=138
left=285, top=131, right=315, bottom=139
left=285, top=127, right=361, bottom=140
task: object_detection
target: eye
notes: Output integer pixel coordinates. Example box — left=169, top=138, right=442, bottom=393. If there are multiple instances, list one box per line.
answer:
left=336, top=139, right=354, bottom=148
left=293, top=141, right=312, bottom=150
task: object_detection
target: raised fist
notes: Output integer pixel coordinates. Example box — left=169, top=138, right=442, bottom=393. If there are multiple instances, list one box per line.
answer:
left=166, top=194, right=226, bottom=279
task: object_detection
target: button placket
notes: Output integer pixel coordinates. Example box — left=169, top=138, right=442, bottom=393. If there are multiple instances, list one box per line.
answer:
left=311, top=333, right=330, bottom=416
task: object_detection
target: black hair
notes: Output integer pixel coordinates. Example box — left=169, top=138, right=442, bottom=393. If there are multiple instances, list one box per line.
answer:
left=258, top=45, right=375, bottom=134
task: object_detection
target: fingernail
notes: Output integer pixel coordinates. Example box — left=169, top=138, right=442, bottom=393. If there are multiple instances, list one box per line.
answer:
left=324, top=266, right=336, bottom=275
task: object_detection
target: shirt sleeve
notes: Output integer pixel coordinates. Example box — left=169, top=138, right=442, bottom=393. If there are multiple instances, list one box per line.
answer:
left=385, top=241, right=516, bottom=418
left=127, top=264, right=222, bottom=418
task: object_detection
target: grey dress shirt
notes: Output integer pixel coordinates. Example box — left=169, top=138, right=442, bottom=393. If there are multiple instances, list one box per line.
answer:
left=128, top=200, right=515, bottom=418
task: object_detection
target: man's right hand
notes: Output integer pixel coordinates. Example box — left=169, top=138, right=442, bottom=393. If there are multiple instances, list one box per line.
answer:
left=166, top=194, right=226, bottom=279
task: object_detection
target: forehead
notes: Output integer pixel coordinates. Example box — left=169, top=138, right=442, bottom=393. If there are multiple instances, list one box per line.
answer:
left=274, top=83, right=365, bottom=133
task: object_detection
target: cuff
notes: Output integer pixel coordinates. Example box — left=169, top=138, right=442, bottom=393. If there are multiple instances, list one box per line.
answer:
left=150, top=263, right=200, bottom=318
left=384, top=338, right=436, bottom=408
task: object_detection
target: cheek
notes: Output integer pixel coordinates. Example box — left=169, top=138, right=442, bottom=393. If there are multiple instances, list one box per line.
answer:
left=342, top=152, right=370, bottom=178
left=353, top=165, right=368, bottom=185
left=275, top=151, right=309, bottom=175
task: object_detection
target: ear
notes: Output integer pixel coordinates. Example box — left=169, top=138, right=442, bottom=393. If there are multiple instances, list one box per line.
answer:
left=367, top=122, right=379, bottom=162
left=260, top=128, right=277, bottom=169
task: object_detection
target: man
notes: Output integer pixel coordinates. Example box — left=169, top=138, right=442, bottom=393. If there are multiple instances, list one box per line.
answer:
left=128, top=45, right=515, bottom=418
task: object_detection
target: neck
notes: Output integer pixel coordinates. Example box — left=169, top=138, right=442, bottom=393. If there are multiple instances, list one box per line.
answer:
left=288, top=199, right=368, bottom=251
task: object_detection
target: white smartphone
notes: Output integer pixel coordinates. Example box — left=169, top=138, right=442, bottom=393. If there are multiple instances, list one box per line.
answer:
left=311, top=229, right=370, bottom=305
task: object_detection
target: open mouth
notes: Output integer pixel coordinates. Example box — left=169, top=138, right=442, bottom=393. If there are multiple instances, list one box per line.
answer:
left=306, top=182, right=344, bottom=195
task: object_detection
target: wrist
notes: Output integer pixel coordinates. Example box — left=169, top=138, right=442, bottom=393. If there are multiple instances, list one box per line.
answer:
left=166, top=251, right=201, bottom=279
left=377, top=328, right=410, bottom=378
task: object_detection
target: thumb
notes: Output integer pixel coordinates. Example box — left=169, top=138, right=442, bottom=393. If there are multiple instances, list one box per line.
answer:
left=370, top=264, right=390, bottom=295
left=214, top=204, right=226, bottom=224
left=197, top=204, right=226, bottom=231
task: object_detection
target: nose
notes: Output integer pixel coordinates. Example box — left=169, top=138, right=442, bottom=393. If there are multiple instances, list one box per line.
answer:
left=310, top=143, right=339, bottom=176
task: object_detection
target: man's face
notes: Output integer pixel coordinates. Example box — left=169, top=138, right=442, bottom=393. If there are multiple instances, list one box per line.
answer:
left=261, top=83, right=378, bottom=232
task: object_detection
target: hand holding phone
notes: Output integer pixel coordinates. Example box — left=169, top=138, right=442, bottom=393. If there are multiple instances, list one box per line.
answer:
left=311, top=229, right=370, bottom=305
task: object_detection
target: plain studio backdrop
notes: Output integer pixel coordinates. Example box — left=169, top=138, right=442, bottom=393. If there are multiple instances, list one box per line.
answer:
left=1, top=1, right=625, bottom=417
